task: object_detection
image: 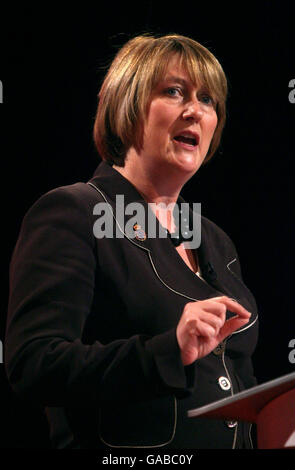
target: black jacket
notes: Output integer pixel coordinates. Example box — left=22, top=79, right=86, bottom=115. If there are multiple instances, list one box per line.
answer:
left=5, top=161, right=258, bottom=449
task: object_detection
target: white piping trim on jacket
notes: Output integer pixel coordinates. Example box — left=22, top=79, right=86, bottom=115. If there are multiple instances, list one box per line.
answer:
left=222, top=348, right=238, bottom=449
left=87, top=182, right=199, bottom=302
left=88, top=182, right=258, bottom=336
left=99, top=396, right=177, bottom=449
left=226, top=257, right=258, bottom=335
left=87, top=182, right=257, bottom=448
left=88, top=183, right=258, bottom=335
left=227, top=258, right=238, bottom=271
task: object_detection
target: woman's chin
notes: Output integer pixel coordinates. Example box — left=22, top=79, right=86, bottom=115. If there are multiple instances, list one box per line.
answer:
left=173, top=151, right=203, bottom=174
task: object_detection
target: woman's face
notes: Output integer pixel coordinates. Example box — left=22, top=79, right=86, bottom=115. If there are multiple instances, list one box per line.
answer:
left=139, top=55, right=218, bottom=177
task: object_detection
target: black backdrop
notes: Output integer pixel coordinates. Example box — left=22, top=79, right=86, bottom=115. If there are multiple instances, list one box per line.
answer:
left=0, top=1, right=294, bottom=450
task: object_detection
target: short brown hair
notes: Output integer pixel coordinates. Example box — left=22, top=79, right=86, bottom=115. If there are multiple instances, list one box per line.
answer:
left=93, top=34, right=227, bottom=166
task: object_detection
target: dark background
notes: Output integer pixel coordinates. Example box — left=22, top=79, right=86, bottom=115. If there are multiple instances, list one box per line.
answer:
left=0, top=1, right=294, bottom=449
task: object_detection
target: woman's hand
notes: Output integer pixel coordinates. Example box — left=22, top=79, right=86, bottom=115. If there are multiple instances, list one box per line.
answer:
left=176, top=296, right=251, bottom=365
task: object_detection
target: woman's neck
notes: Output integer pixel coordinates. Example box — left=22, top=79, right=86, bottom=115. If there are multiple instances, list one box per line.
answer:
left=113, top=165, right=185, bottom=232
left=112, top=157, right=188, bottom=206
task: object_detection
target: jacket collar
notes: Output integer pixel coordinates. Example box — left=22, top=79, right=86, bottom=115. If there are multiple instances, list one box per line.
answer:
left=89, top=161, right=201, bottom=252
left=91, top=161, right=143, bottom=206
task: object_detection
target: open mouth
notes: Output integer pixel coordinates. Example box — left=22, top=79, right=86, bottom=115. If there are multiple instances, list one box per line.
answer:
left=173, top=132, right=199, bottom=147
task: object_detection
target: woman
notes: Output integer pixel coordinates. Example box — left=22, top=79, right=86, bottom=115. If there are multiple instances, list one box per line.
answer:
left=5, top=34, right=258, bottom=449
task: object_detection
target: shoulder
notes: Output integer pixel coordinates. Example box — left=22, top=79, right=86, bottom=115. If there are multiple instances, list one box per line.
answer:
left=19, top=182, right=103, bottom=246
left=28, top=181, right=102, bottom=213
left=22, top=181, right=104, bottom=224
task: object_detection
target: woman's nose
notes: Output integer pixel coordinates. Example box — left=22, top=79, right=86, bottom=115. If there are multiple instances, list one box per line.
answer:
left=182, top=100, right=204, bottom=121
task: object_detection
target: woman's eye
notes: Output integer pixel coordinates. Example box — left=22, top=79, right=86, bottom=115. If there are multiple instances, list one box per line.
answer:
left=199, top=93, right=215, bottom=106
left=165, top=87, right=182, bottom=97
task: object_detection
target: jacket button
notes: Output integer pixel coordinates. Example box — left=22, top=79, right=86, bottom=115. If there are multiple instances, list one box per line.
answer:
left=225, top=420, right=238, bottom=428
left=218, top=376, right=231, bottom=391
left=213, top=341, right=226, bottom=355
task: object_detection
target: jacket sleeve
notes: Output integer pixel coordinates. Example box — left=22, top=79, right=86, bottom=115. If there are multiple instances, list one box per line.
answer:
left=5, top=185, right=194, bottom=407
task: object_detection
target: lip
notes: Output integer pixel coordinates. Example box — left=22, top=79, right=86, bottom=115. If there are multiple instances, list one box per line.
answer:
left=172, top=130, right=200, bottom=148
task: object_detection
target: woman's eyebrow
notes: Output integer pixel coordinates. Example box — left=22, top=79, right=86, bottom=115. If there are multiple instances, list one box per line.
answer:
left=160, top=75, right=209, bottom=93
left=164, top=75, right=188, bottom=85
